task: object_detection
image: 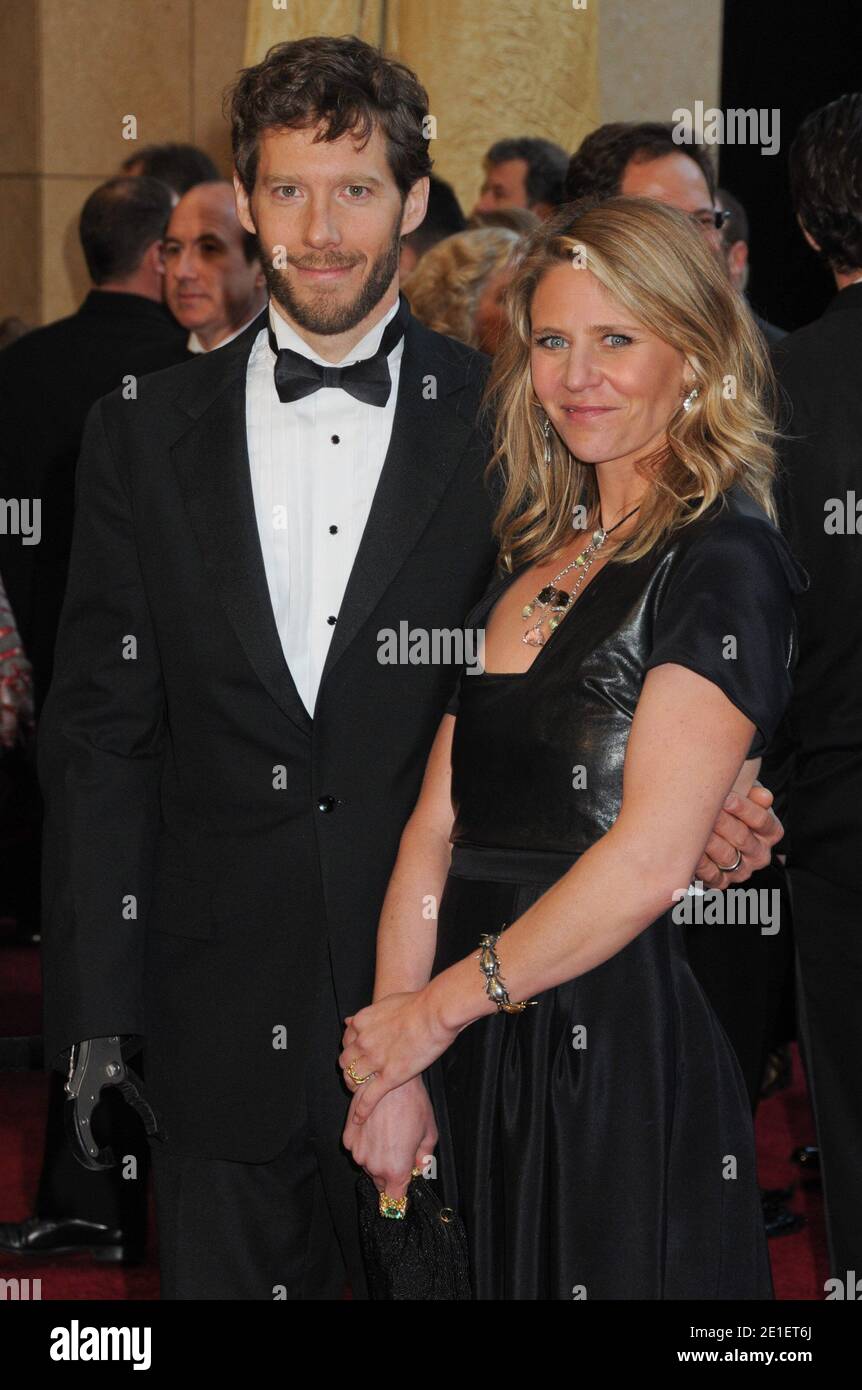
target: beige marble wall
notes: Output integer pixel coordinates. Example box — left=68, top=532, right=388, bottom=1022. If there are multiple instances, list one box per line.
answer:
left=0, top=2, right=41, bottom=324
left=599, top=0, right=723, bottom=123
left=0, top=0, right=247, bottom=326
left=388, top=0, right=599, bottom=215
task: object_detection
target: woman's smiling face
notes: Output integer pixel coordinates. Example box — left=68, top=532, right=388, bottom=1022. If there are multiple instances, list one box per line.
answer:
left=529, top=262, right=694, bottom=469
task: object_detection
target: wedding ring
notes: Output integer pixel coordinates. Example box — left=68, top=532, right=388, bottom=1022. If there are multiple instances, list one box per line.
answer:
left=346, top=1060, right=375, bottom=1085
left=716, top=848, right=743, bottom=873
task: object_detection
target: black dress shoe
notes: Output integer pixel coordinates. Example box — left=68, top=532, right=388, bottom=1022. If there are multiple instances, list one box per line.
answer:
left=760, top=1189, right=805, bottom=1238
left=0, top=1216, right=142, bottom=1264
left=791, top=1144, right=820, bottom=1173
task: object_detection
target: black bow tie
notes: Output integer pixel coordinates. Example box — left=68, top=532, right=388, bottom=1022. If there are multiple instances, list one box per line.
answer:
left=267, top=293, right=410, bottom=407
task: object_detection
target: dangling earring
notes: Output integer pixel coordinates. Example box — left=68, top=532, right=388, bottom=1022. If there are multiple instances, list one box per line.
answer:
left=541, top=411, right=552, bottom=464
left=682, top=386, right=699, bottom=413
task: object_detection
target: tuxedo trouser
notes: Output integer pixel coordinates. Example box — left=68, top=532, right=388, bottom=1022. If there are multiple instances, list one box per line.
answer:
left=5, top=742, right=149, bottom=1241
left=790, top=867, right=862, bottom=1279
left=148, top=954, right=369, bottom=1300
left=683, top=861, right=793, bottom=1110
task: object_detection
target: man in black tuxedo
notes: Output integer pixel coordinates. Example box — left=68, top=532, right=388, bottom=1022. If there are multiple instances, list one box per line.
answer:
left=37, top=37, right=785, bottom=1300
left=775, top=94, right=862, bottom=1279
left=38, top=36, right=496, bottom=1301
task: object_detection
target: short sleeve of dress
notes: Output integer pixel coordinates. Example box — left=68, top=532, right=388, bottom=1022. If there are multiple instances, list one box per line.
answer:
left=644, top=515, right=809, bottom=758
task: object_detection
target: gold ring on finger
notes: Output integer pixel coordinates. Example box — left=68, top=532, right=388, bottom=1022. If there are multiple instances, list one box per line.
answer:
left=347, top=1060, right=376, bottom=1085
left=379, top=1189, right=409, bottom=1219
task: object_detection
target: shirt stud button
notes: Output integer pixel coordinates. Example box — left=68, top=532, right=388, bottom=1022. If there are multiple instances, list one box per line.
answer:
left=331, top=434, right=340, bottom=444
left=329, top=525, right=338, bottom=534
left=327, top=615, right=337, bottom=625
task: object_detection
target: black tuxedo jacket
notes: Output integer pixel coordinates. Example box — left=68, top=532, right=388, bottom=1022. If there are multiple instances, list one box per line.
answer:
left=774, top=281, right=862, bottom=891
left=38, top=304, right=498, bottom=1160
left=0, top=290, right=191, bottom=711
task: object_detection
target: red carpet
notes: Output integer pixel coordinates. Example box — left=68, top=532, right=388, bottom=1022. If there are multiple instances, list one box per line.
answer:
left=0, top=936, right=828, bottom=1300
left=0, top=929, right=160, bottom=1299
left=755, top=1045, right=829, bottom=1299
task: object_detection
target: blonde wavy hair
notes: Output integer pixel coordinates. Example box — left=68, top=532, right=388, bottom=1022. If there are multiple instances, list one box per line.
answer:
left=403, top=227, right=521, bottom=347
left=483, top=195, right=779, bottom=574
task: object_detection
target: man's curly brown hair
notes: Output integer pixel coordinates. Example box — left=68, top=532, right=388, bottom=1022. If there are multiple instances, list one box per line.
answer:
left=225, top=35, right=433, bottom=200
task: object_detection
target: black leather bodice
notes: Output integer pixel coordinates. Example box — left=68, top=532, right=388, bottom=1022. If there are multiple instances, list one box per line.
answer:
left=450, top=487, right=808, bottom=856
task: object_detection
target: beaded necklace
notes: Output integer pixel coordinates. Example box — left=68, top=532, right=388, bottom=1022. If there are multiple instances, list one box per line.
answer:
left=521, top=503, right=641, bottom=646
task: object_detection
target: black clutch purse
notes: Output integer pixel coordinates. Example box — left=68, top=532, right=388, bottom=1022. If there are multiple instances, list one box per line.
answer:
left=356, top=1171, right=472, bottom=1300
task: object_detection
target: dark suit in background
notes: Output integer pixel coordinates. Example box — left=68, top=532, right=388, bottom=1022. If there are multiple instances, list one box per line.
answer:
left=682, top=299, right=795, bottom=1113
left=0, top=288, right=189, bottom=1262
left=0, top=289, right=191, bottom=711
left=752, top=308, right=787, bottom=351
left=774, top=280, right=862, bottom=1277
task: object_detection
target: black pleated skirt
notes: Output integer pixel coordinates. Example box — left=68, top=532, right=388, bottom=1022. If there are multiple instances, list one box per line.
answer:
left=427, top=844, right=774, bottom=1301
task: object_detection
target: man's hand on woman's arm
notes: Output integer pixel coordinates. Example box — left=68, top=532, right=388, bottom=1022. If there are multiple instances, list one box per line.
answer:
left=695, top=760, right=783, bottom=888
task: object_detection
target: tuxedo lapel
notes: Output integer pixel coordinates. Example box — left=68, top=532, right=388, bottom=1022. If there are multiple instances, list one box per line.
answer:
left=169, top=315, right=313, bottom=737
left=319, top=317, right=481, bottom=688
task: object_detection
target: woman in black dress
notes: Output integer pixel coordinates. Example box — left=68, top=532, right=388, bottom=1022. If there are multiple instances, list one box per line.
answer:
left=339, top=197, right=808, bottom=1299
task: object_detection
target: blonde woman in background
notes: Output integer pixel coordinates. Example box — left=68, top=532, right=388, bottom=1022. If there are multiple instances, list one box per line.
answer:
left=403, top=226, right=521, bottom=350
left=340, top=197, right=808, bottom=1299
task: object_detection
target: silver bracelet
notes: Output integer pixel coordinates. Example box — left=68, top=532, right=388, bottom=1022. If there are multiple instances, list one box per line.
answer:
left=478, top=929, right=538, bottom=1014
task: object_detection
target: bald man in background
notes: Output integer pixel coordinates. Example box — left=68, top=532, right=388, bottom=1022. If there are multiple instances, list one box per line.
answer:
left=163, top=181, right=266, bottom=352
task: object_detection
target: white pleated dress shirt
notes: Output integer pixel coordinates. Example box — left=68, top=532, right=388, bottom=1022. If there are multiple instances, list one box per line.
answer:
left=245, top=295, right=403, bottom=716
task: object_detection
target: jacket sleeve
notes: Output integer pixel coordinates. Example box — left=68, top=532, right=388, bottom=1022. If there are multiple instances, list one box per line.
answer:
left=37, top=396, right=167, bottom=1070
